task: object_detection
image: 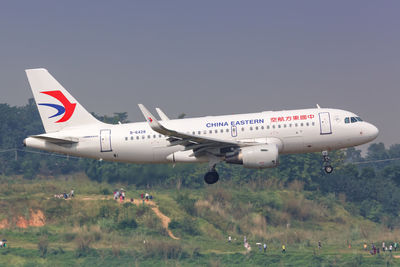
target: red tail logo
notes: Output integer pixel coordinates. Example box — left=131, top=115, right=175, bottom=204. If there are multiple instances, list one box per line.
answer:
left=38, top=90, right=76, bottom=123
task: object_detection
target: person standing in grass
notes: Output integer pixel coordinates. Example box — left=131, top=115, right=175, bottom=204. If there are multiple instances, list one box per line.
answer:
left=382, top=241, right=385, bottom=252
left=363, top=243, right=367, bottom=251
left=395, top=242, right=398, bottom=251
left=282, top=244, right=286, bottom=253
left=318, top=241, right=322, bottom=250
left=263, top=243, right=267, bottom=252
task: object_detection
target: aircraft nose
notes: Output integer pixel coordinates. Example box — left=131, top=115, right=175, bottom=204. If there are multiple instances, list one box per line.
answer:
left=365, top=123, right=379, bottom=141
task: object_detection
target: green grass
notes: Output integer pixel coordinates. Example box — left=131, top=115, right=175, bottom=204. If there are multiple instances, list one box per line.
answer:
left=1, top=174, right=400, bottom=266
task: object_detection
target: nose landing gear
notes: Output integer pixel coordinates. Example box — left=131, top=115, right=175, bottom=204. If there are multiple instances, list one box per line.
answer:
left=322, top=151, right=333, bottom=174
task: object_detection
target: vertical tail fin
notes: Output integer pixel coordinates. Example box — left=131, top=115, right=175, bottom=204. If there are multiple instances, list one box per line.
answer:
left=25, top=68, right=102, bottom=133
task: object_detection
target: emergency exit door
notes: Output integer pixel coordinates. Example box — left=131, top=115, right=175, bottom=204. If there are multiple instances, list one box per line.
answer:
left=100, top=129, right=112, bottom=152
left=231, top=125, right=237, bottom=137
left=319, top=112, right=332, bottom=135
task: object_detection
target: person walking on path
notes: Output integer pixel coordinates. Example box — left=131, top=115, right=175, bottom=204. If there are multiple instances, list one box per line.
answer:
left=263, top=243, right=267, bottom=252
left=318, top=241, right=322, bottom=250
left=395, top=242, right=398, bottom=252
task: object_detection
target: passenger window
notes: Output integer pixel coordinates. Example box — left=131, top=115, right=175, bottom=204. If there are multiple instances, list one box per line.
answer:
left=272, top=125, right=275, bottom=129
left=153, top=135, right=156, bottom=138
left=215, top=130, right=218, bottom=133
left=142, top=136, right=145, bottom=139
left=192, top=131, right=195, bottom=135
left=306, top=122, right=309, bottom=126
left=250, top=127, right=253, bottom=131
left=261, top=126, right=264, bottom=130
left=131, top=136, right=134, bottom=140
left=220, top=129, right=223, bottom=133
left=125, top=137, right=128, bottom=141
left=344, top=117, right=350, bottom=124
left=255, top=126, right=259, bottom=130
left=278, top=125, right=281, bottom=128
left=351, top=117, right=357, bottom=123
left=267, top=125, right=270, bottom=129
left=203, top=130, right=207, bottom=134
left=241, top=127, right=245, bottom=131
left=226, top=129, right=229, bottom=132
left=209, top=130, right=212, bottom=134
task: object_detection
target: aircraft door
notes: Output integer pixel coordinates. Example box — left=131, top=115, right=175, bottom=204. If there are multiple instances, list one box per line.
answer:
left=100, top=129, right=112, bottom=152
left=319, top=112, right=332, bottom=135
left=231, top=125, right=237, bottom=137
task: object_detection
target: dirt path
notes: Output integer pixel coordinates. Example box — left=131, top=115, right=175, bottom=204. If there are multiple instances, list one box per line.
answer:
left=133, top=199, right=179, bottom=240
left=49, top=195, right=179, bottom=240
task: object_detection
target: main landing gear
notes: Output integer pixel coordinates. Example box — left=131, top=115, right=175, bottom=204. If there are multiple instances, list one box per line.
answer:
left=322, top=151, right=333, bottom=174
left=204, top=156, right=221, bottom=184
left=204, top=170, right=219, bottom=184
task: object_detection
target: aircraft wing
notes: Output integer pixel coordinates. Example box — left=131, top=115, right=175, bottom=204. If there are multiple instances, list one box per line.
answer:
left=138, top=104, right=240, bottom=156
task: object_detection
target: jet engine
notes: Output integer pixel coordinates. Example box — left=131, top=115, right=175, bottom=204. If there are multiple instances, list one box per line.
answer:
left=225, top=144, right=279, bottom=169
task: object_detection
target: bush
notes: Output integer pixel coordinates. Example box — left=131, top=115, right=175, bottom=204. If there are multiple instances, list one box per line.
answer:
left=175, top=193, right=196, bottom=215
left=100, top=188, right=111, bottom=195
left=63, top=232, right=77, bottom=242
left=117, top=218, right=138, bottom=230
left=169, top=218, right=200, bottom=236
left=75, top=234, right=93, bottom=257
left=37, top=235, right=49, bottom=258
left=143, top=240, right=187, bottom=259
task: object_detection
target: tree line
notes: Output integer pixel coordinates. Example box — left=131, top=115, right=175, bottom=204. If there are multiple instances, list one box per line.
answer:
left=1, top=100, right=400, bottom=223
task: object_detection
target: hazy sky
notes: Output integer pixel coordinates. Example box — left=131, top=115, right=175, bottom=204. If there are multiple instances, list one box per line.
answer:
left=1, top=1, right=399, bottom=147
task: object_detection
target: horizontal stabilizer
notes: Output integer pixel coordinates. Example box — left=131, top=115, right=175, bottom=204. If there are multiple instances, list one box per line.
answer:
left=30, top=134, right=79, bottom=144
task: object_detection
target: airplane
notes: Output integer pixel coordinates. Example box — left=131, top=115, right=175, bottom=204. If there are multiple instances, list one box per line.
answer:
left=23, top=68, right=379, bottom=184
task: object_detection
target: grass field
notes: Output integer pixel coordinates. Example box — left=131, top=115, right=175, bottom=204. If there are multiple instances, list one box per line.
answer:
left=0, top=174, right=399, bottom=266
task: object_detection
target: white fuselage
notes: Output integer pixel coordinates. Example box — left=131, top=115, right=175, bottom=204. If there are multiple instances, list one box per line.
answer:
left=24, top=107, right=379, bottom=164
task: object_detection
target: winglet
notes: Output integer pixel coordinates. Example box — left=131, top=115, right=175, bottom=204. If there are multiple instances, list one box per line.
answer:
left=155, top=108, right=170, bottom=121
left=138, top=104, right=168, bottom=134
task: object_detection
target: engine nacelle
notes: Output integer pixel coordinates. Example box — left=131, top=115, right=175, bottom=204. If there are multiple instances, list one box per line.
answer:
left=226, top=144, right=279, bottom=169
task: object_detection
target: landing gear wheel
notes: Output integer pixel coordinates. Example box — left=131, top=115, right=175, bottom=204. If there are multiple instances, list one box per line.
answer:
left=204, top=171, right=219, bottom=184
left=321, top=151, right=334, bottom=174
left=324, top=165, right=333, bottom=174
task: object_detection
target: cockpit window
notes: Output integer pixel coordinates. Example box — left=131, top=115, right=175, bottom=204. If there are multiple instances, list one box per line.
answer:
left=351, top=117, right=357, bottom=123
left=345, top=117, right=350, bottom=124
left=356, top=117, right=363, bottom=121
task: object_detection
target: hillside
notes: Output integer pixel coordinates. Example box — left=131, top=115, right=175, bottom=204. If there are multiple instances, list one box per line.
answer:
left=0, top=174, right=399, bottom=266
